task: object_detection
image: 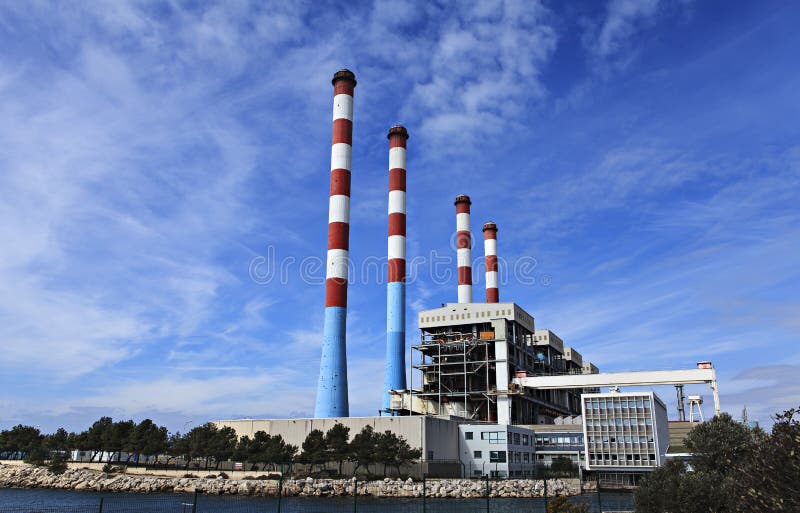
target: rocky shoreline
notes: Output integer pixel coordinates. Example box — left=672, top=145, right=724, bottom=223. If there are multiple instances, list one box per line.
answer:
left=0, top=463, right=583, bottom=498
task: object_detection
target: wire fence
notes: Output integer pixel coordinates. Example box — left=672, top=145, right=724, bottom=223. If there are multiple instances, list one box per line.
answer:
left=0, top=488, right=634, bottom=513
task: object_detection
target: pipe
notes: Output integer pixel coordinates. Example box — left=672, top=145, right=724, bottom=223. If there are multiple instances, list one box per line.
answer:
left=455, top=195, right=472, bottom=303
left=315, top=69, right=356, bottom=418
left=483, top=222, right=499, bottom=303
left=383, top=125, right=409, bottom=413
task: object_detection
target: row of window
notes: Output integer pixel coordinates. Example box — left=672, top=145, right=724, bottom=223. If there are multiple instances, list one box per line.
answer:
left=584, top=398, right=651, bottom=410
left=465, top=430, right=533, bottom=446
left=589, top=453, right=656, bottom=465
left=472, top=450, right=535, bottom=464
left=422, top=309, right=512, bottom=323
left=585, top=417, right=653, bottom=427
left=535, top=435, right=583, bottom=447
left=588, top=435, right=655, bottom=444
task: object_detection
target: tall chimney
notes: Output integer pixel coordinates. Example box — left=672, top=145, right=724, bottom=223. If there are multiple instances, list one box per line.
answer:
left=483, top=222, right=499, bottom=303
left=455, top=194, right=472, bottom=303
left=315, top=69, right=356, bottom=418
left=382, top=125, right=409, bottom=413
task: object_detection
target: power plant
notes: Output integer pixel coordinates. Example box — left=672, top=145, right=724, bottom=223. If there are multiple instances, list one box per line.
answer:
left=218, top=69, right=724, bottom=484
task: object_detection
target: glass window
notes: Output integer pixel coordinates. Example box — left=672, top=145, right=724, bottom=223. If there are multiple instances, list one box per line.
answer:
left=522, top=434, right=529, bottom=446
left=644, top=399, right=651, bottom=407
left=474, top=450, right=482, bottom=458
left=523, top=452, right=530, bottom=463
left=465, top=431, right=473, bottom=440
left=489, top=451, right=507, bottom=463
left=514, top=433, right=521, bottom=445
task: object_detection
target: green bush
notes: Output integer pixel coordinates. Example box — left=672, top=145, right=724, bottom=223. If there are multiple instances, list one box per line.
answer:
left=47, top=454, right=68, bottom=474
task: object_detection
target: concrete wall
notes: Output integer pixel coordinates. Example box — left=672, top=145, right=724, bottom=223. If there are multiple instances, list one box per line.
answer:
left=213, top=416, right=461, bottom=465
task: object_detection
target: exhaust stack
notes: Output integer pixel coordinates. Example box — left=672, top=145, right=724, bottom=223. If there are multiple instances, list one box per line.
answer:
left=382, top=125, right=409, bottom=413
left=483, top=222, right=499, bottom=303
left=315, top=69, right=356, bottom=418
left=455, top=195, right=472, bottom=304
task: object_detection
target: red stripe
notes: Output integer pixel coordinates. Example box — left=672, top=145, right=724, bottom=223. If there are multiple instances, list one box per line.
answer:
left=485, top=255, right=498, bottom=272
left=388, top=169, right=406, bottom=191
left=388, top=258, right=405, bottom=283
left=334, top=82, right=354, bottom=96
left=456, top=230, right=471, bottom=249
left=330, top=169, right=351, bottom=197
left=388, top=213, right=405, bottom=237
left=484, top=230, right=497, bottom=240
left=332, top=118, right=352, bottom=145
left=328, top=222, right=349, bottom=250
left=486, top=288, right=499, bottom=303
left=388, top=136, right=407, bottom=149
left=455, top=203, right=470, bottom=214
left=457, top=266, right=472, bottom=285
left=325, top=278, right=348, bottom=307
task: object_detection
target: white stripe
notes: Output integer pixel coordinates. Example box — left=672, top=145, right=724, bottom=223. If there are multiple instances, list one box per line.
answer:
left=457, top=248, right=471, bottom=267
left=456, top=213, right=470, bottom=232
left=457, top=284, right=472, bottom=304
left=484, top=238, right=497, bottom=256
left=326, top=249, right=349, bottom=279
left=330, top=143, right=352, bottom=171
left=388, top=235, right=406, bottom=260
left=328, top=195, right=350, bottom=224
left=486, top=271, right=498, bottom=289
left=388, top=190, right=406, bottom=214
left=332, top=94, right=353, bottom=121
left=389, top=147, right=406, bottom=169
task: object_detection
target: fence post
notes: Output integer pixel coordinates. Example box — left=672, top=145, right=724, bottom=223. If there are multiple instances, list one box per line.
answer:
left=353, top=476, right=357, bottom=513
left=485, top=474, right=490, bottom=513
left=543, top=476, right=548, bottom=510
left=277, top=474, right=283, bottom=513
left=97, top=497, right=103, bottom=513
left=191, top=488, right=199, bottom=513
left=422, top=474, right=427, bottom=513
left=596, top=472, right=602, bottom=513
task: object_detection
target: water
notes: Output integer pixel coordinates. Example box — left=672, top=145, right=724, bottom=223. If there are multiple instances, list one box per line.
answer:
left=0, top=488, right=634, bottom=513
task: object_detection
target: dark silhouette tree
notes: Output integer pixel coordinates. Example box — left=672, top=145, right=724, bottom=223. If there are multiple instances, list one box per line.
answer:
left=349, top=426, right=377, bottom=475
left=324, top=423, right=350, bottom=476
left=299, top=429, right=327, bottom=472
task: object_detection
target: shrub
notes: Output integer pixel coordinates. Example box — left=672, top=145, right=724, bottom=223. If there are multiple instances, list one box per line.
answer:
left=182, top=473, right=198, bottom=478
left=47, top=455, right=68, bottom=475
left=218, top=472, right=229, bottom=479
left=546, top=495, right=590, bottom=513
left=102, top=463, right=115, bottom=473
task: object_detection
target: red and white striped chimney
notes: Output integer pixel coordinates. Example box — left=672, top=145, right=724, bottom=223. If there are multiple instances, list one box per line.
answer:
left=483, top=222, right=499, bottom=303
left=455, top=195, right=472, bottom=303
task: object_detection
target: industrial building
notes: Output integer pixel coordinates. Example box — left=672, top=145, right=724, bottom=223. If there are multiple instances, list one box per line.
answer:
left=215, top=69, right=723, bottom=482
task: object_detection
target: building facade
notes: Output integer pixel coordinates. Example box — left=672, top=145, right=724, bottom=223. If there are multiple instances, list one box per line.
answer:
left=582, top=391, right=669, bottom=472
left=457, top=423, right=537, bottom=478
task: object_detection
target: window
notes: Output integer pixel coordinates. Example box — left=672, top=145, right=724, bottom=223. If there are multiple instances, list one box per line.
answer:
left=473, top=450, right=482, bottom=459
left=523, top=452, right=530, bottom=463
left=473, top=470, right=482, bottom=477
left=481, top=431, right=506, bottom=443
left=522, top=434, right=529, bottom=446
left=427, top=451, right=434, bottom=460
left=513, top=433, right=521, bottom=445
left=489, top=451, right=507, bottom=463
left=465, top=431, right=473, bottom=440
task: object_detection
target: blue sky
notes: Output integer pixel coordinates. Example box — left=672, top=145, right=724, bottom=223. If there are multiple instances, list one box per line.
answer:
left=1, top=0, right=798, bottom=432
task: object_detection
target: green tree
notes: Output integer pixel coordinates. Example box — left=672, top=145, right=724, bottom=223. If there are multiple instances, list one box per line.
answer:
left=349, top=426, right=377, bottom=475
left=1, top=425, right=45, bottom=463
left=550, top=456, right=577, bottom=476
left=684, top=412, right=754, bottom=474
left=46, top=428, right=70, bottom=454
left=324, top=423, right=350, bottom=476
left=634, top=459, right=685, bottom=513
left=299, top=429, right=327, bottom=472
left=734, top=407, right=800, bottom=512
left=85, top=417, right=114, bottom=461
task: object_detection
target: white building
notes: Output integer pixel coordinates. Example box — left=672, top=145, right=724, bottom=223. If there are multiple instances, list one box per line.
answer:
left=457, top=423, right=536, bottom=478
left=582, top=391, right=669, bottom=472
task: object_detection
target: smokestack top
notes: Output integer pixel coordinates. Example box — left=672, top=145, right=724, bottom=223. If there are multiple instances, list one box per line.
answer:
left=332, top=69, right=357, bottom=86
left=387, top=125, right=409, bottom=139
left=454, top=194, right=472, bottom=206
left=483, top=221, right=498, bottom=233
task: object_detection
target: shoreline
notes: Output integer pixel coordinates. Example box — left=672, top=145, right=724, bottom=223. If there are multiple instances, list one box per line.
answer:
left=0, top=463, right=586, bottom=498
